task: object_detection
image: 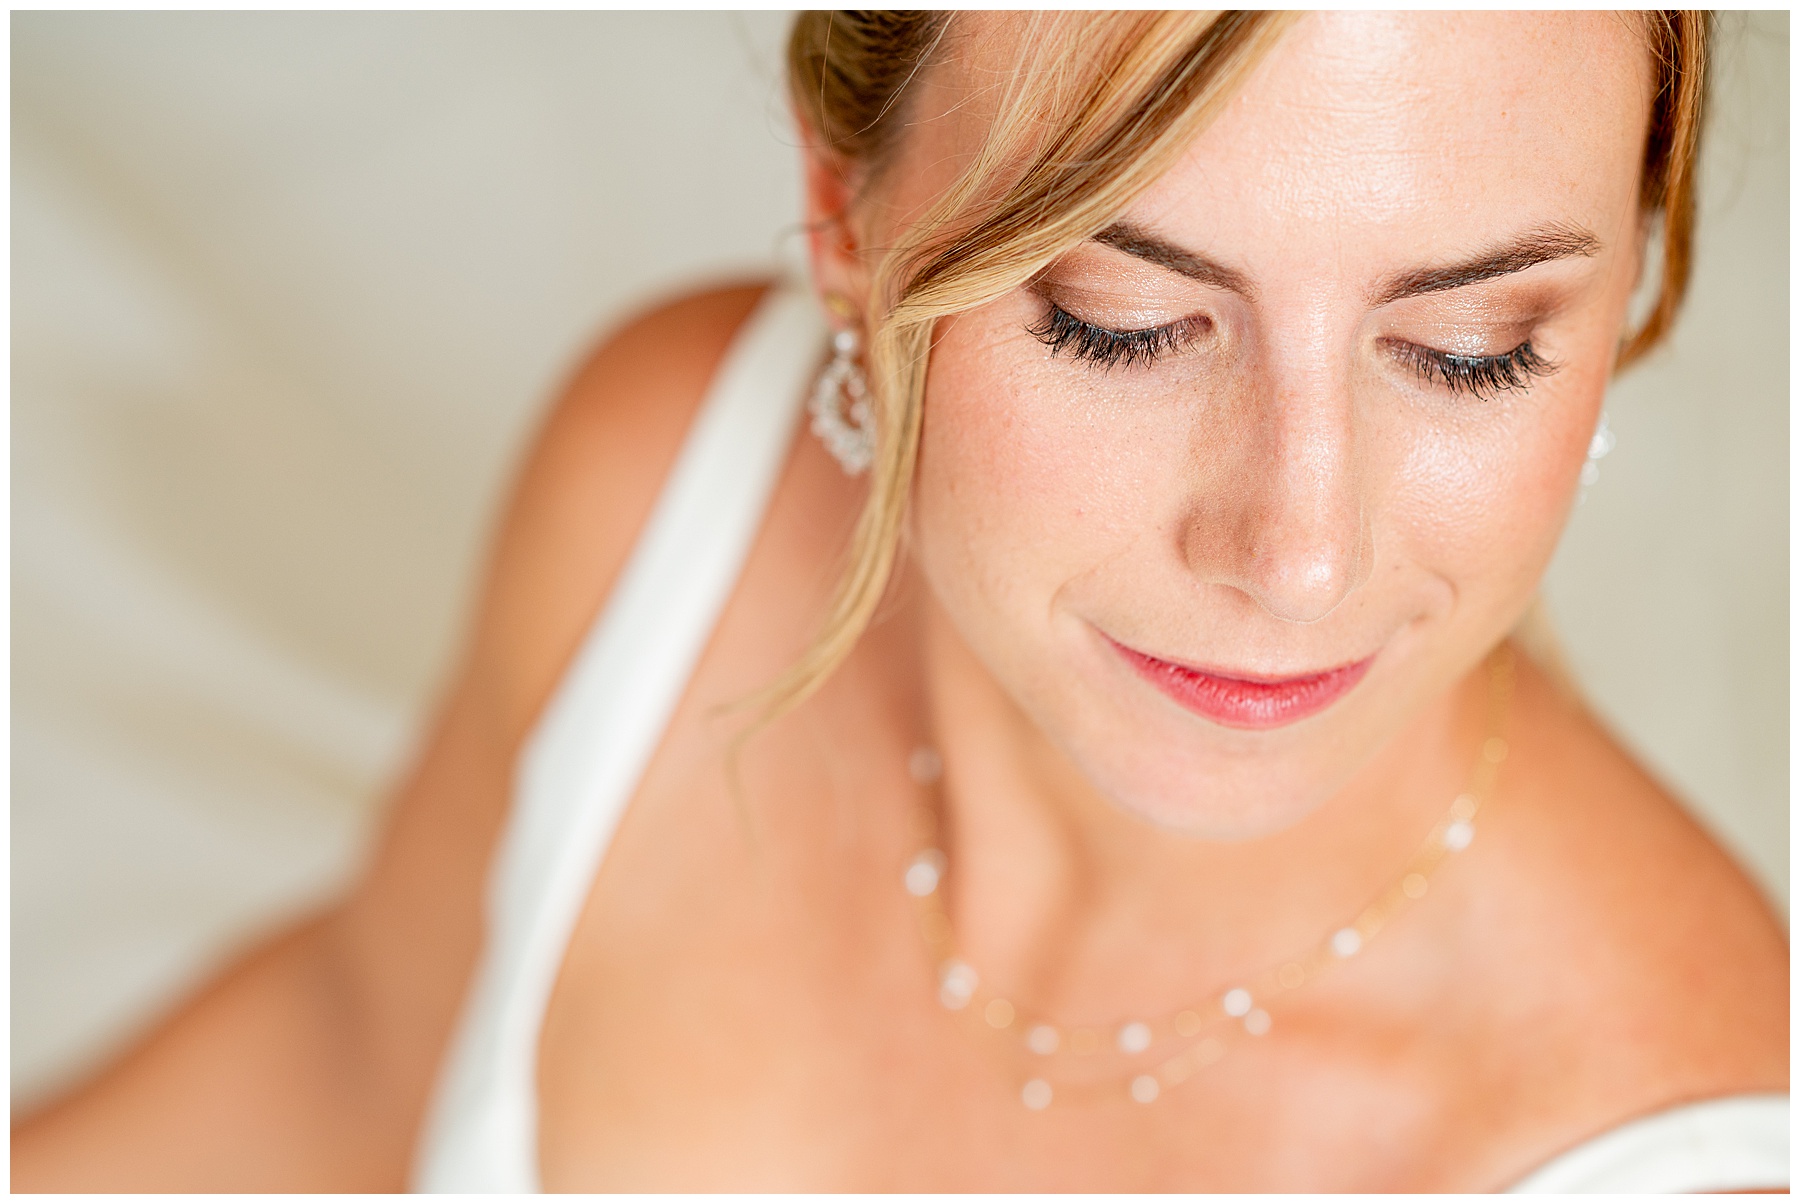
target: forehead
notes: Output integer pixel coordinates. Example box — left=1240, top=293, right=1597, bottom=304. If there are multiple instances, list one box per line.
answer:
left=921, top=12, right=1654, bottom=262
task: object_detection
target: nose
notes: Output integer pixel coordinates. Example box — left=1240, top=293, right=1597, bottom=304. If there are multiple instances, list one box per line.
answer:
left=1179, top=365, right=1371, bottom=625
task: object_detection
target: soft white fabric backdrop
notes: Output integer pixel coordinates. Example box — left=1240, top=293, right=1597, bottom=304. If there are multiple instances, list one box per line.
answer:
left=11, top=12, right=1788, bottom=1107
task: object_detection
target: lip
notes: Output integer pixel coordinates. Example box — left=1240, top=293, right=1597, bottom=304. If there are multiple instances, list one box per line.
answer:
left=1107, top=637, right=1375, bottom=730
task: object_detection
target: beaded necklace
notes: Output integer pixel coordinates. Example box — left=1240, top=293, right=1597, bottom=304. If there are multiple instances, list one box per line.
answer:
left=902, top=644, right=1515, bottom=1110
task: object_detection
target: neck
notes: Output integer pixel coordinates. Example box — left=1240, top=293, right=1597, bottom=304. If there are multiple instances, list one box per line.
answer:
left=916, top=593, right=1489, bottom=1024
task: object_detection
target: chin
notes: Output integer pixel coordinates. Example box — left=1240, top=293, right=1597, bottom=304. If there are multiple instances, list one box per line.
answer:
left=1026, top=615, right=1401, bottom=841
left=1058, top=721, right=1348, bottom=841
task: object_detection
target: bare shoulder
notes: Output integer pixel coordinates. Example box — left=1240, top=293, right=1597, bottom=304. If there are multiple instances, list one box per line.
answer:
left=4, top=280, right=785, bottom=1192
left=470, top=279, right=774, bottom=744
left=325, top=278, right=779, bottom=1168
left=1477, top=652, right=1787, bottom=1142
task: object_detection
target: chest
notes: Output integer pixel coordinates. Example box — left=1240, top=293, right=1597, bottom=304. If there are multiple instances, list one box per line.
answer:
left=528, top=755, right=1501, bottom=1191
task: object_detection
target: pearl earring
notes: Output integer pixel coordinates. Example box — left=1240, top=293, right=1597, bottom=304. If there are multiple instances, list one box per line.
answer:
left=810, top=326, right=875, bottom=476
left=1578, top=411, right=1615, bottom=499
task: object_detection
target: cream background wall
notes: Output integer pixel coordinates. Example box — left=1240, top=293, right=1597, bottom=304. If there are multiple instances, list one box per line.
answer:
left=11, top=12, right=1787, bottom=1107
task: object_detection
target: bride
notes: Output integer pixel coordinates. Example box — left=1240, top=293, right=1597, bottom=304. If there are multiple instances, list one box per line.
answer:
left=13, top=11, right=1786, bottom=1192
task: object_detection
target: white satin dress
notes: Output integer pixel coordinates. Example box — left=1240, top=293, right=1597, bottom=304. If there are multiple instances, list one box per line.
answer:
left=412, top=282, right=1789, bottom=1193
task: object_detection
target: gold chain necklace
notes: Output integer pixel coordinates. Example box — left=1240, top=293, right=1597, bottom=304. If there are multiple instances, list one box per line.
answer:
left=903, top=644, right=1515, bottom=1110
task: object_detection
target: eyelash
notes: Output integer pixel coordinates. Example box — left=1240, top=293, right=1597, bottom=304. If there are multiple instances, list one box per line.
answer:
left=1029, top=301, right=1559, bottom=402
left=1389, top=339, right=1558, bottom=401
left=1027, top=303, right=1202, bottom=370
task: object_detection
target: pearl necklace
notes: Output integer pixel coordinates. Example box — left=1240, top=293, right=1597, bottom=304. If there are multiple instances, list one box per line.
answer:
left=902, top=644, right=1515, bottom=1110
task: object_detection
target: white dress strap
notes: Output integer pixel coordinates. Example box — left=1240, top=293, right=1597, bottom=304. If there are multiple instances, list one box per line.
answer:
left=412, top=282, right=828, bottom=1192
left=1507, top=1092, right=1789, bottom=1193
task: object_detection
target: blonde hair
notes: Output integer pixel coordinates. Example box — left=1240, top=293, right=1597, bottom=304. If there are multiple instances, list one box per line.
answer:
left=771, top=10, right=1712, bottom=717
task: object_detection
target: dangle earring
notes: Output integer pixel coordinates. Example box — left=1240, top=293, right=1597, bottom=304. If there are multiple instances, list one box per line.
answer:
left=810, top=311, right=876, bottom=477
left=1578, top=410, right=1615, bottom=501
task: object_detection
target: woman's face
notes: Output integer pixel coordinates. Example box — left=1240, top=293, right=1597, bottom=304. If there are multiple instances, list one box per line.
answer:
left=871, top=13, right=1653, bottom=837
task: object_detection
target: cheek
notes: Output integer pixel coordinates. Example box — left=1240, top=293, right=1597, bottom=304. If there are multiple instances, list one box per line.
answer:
left=911, top=311, right=1149, bottom=626
left=914, top=309, right=1065, bottom=629
left=914, top=305, right=1209, bottom=680
left=1388, top=369, right=1601, bottom=624
left=1386, top=229, right=1640, bottom=623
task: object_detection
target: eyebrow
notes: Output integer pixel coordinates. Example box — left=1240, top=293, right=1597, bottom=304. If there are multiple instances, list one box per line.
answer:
left=1093, top=222, right=1258, bottom=299
left=1372, top=222, right=1602, bottom=305
left=1092, top=219, right=1602, bottom=307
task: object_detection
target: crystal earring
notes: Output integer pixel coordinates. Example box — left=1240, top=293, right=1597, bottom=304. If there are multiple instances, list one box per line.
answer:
left=1578, top=410, right=1615, bottom=500
left=810, top=326, right=876, bottom=476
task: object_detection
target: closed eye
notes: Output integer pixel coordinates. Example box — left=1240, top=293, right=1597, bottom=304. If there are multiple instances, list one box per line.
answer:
left=1384, top=338, right=1558, bottom=401
left=1028, top=302, right=1208, bottom=371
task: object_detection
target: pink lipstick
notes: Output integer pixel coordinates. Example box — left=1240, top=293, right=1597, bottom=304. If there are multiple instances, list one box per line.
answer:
left=1110, top=638, right=1373, bottom=730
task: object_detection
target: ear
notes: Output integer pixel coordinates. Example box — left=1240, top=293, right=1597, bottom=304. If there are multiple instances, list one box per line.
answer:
left=798, top=126, right=870, bottom=326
